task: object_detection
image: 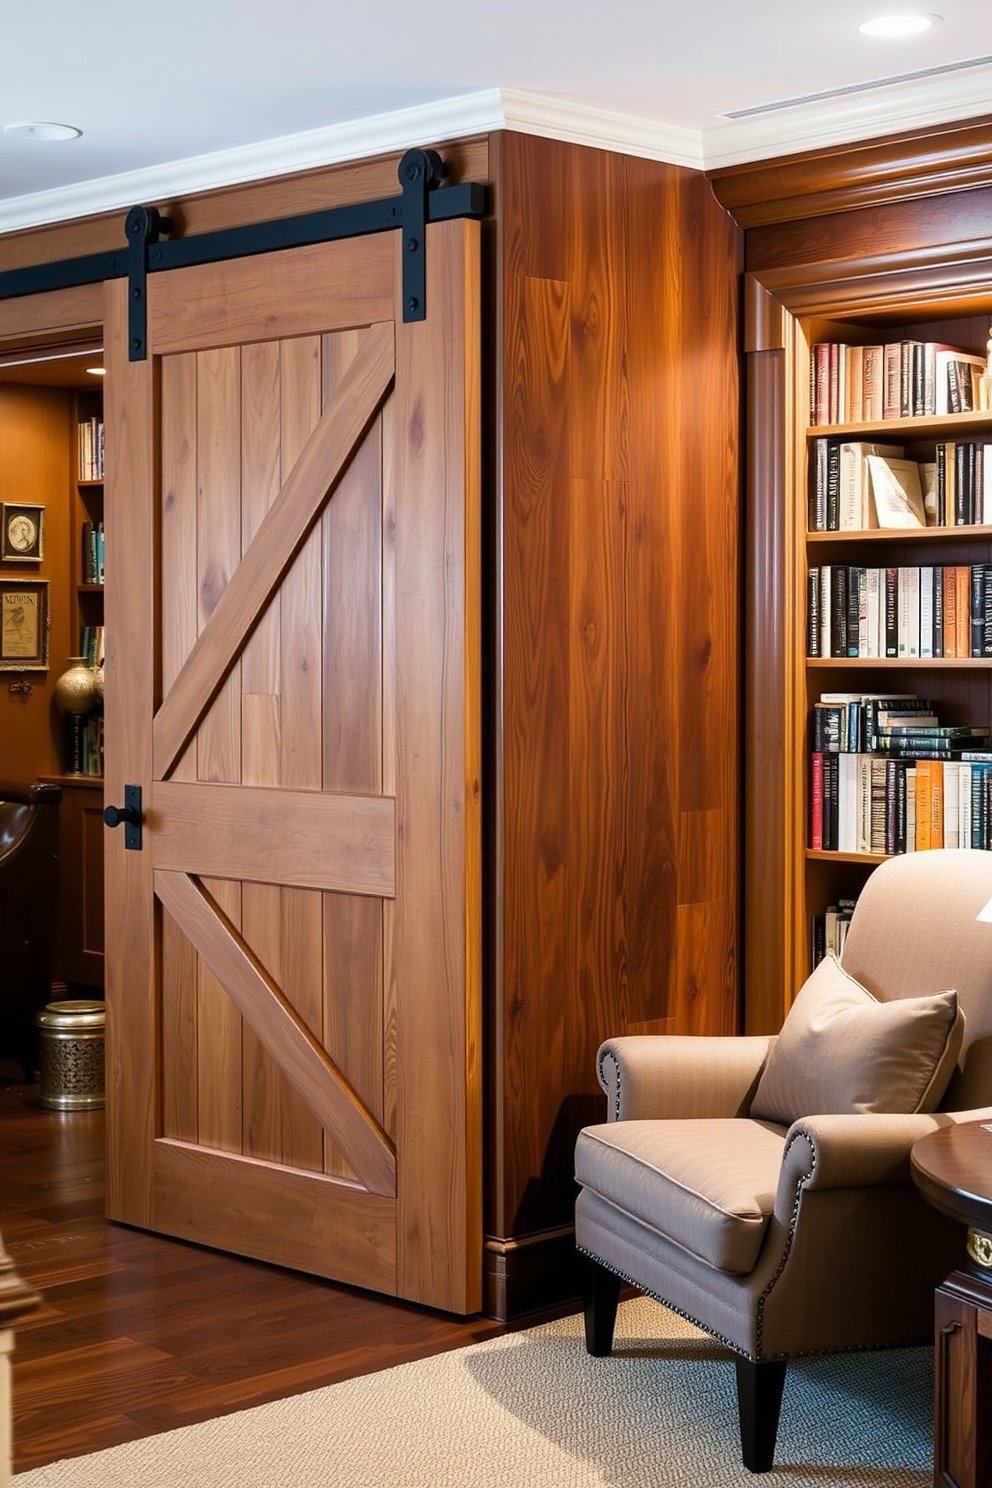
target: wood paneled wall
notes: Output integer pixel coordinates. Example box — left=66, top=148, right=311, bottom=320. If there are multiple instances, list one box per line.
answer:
left=0, top=385, right=73, bottom=782
left=486, top=132, right=743, bottom=1312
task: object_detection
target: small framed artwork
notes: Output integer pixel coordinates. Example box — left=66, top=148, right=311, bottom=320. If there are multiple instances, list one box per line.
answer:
left=1, top=503, right=45, bottom=563
left=0, top=579, right=50, bottom=670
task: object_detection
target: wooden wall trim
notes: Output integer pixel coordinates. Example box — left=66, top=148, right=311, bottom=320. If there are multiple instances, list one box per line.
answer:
left=708, top=114, right=992, bottom=229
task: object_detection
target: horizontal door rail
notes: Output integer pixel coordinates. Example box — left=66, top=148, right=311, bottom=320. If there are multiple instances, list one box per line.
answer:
left=0, top=149, right=488, bottom=355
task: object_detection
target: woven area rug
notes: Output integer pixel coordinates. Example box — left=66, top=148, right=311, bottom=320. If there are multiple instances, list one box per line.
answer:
left=14, top=1297, right=932, bottom=1487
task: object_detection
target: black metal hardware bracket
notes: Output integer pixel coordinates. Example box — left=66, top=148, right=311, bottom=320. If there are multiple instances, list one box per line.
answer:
left=125, top=204, right=173, bottom=362
left=0, top=149, right=488, bottom=358
left=103, top=783, right=143, bottom=851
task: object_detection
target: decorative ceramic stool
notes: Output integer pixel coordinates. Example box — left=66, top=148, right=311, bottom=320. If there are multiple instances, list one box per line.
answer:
left=36, top=1000, right=105, bottom=1111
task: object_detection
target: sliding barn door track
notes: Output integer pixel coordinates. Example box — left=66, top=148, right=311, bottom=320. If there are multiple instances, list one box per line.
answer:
left=0, top=149, right=487, bottom=358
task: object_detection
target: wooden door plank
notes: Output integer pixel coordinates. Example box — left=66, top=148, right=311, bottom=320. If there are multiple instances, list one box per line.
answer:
left=152, top=780, right=395, bottom=896
left=389, top=219, right=483, bottom=1312
left=160, top=352, right=201, bottom=1138
left=195, top=346, right=243, bottom=786
left=148, top=236, right=396, bottom=354
left=103, top=277, right=158, bottom=1229
left=153, top=321, right=395, bottom=778
left=153, top=1140, right=397, bottom=1294
left=239, top=338, right=287, bottom=1162
left=280, top=887, right=327, bottom=1175
left=197, top=877, right=244, bottom=1154
left=154, top=869, right=397, bottom=1198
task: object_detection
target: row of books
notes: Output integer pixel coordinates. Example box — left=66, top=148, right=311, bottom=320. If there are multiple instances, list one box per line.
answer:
left=810, top=339, right=986, bottom=426
left=808, top=438, right=992, bottom=531
left=811, top=692, right=989, bottom=756
left=78, top=417, right=104, bottom=482
left=807, top=564, right=992, bottom=659
left=811, top=752, right=992, bottom=854
left=811, top=899, right=857, bottom=966
left=79, top=624, right=105, bottom=670
left=81, top=521, right=105, bottom=585
left=78, top=714, right=104, bottom=777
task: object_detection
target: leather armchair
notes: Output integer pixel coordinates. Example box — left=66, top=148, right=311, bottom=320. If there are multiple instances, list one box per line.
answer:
left=0, top=781, right=62, bottom=1079
left=575, top=848, right=992, bottom=1472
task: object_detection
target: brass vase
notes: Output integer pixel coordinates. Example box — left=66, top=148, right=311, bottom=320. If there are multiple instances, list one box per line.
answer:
left=54, top=657, right=97, bottom=773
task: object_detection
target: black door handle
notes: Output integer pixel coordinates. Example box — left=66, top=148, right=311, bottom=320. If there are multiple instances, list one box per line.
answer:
left=103, top=784, right=143, bottom=850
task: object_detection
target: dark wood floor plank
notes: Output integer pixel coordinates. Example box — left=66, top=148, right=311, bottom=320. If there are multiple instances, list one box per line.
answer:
left=1, top=1065, right=566, bottom=1474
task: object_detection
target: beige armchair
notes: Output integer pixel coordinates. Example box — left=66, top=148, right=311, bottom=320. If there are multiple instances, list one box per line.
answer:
left=575, top=848, right=992, bottom=1472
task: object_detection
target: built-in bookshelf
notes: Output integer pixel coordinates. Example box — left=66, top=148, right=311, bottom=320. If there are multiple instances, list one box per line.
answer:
left=71, top=389, right=104, bottom=778
left=799, top=321, right=992, bottom=974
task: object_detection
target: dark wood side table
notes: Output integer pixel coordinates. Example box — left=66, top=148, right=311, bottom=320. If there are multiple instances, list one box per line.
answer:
left=912, top=1122, right=992, bottom=1488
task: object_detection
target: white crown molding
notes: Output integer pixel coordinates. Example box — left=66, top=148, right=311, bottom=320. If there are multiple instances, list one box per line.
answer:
left=498, top=89, right=704, bottom=171
left=701, top=61, right=992, bottom=170
left=0, top=90, right=507, bottom=235
left=1, top=69, right=990, bottom=235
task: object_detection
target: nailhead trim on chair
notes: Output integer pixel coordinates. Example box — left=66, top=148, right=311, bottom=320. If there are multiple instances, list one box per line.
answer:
left=597, top=1048, right=622, bottom=1122
left=754, top=1126, right=815, bottom=1357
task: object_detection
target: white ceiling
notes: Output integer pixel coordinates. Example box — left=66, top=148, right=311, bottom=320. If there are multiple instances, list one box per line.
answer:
left=2, top=0, right=992, bottom=234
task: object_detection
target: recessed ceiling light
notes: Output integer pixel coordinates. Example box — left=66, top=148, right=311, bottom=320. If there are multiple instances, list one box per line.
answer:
left=86, top=368, right=106, bottom=377
left=3, top=120, right=82, bottom=142
left=858, top=13, right=939, bottom=36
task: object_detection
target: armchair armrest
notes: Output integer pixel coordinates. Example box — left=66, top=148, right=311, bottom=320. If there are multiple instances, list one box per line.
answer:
left=775, top=1106, right=992, bottom=1213
left=597, top=1035, right=774, bottom=1121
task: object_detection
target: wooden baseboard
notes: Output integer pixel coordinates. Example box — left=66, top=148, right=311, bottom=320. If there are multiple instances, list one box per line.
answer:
left=483, top=1225, right=582, bottom=1321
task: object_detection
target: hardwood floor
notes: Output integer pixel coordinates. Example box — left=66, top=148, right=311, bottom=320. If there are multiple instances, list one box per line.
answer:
left=0, top=1065, right=567, bottom=1474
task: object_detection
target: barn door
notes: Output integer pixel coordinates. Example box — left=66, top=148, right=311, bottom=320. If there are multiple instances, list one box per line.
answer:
left=102, top=221, right=482, bottom=1314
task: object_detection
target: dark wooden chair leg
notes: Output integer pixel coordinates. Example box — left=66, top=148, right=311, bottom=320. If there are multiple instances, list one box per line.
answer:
left=582, top=1257, right=622, bottom=1356
left=735, top=1356, right=787, bottom=1473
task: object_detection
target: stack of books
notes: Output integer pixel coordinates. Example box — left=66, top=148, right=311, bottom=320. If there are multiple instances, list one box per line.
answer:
left=809, top=693, right=992, bottom=854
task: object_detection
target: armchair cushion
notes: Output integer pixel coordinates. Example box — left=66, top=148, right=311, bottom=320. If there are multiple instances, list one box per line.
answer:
left=575, top=1118, right=787, bottom=1275
left=750, top=953, right=963, bottom=1126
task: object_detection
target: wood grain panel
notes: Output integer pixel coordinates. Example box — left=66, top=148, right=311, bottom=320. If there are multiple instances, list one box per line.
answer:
left=0, top=285, right=101, bottom=344
left=238, top=339, right=286, bottom=1164
left=490, top=134, right=742, bottom=1251
left=159, top=353, right=201, bottom=1142
left=161, top=905, right=198, bottom=1143
left=279, top=887, right=327, bottom=1176
left=102, top=277, right=158, bottom=1229
left=241, top=881, right=284, bottom=1163
left=152, top=1139, right=396, bottom=1295
left=391, top=218, right=482, bottom=1311
left=196, top=876, right=243, bottom=1155
left=153, top=321, right=395, bottom=777
left=154, top=869, right=396, bottom=1197
left=160, top=353, right=199, bottom=783
left=272, top=333, right=333, bottom=1171
left=498, top=267, right=571, bottom=1236
left=239, top=339, right=283, bottom=780
left=195, top=346, right=243, bottom=787
left=152, top=780, right=395, bottom=895
left=319, top=327, right=387, bottom=1173
left=278, top=335, right=324, bottom=794
left=148, top=237, right=395, bottom=354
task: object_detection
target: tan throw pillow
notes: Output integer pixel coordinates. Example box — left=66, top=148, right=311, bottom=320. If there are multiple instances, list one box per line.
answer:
left=750, top=952, right=963, bottom=1126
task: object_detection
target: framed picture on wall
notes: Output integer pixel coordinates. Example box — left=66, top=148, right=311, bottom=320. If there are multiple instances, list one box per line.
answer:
left=0, top=579, right=49, bottom=670
left=1, top=503, right=45, bottom=563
